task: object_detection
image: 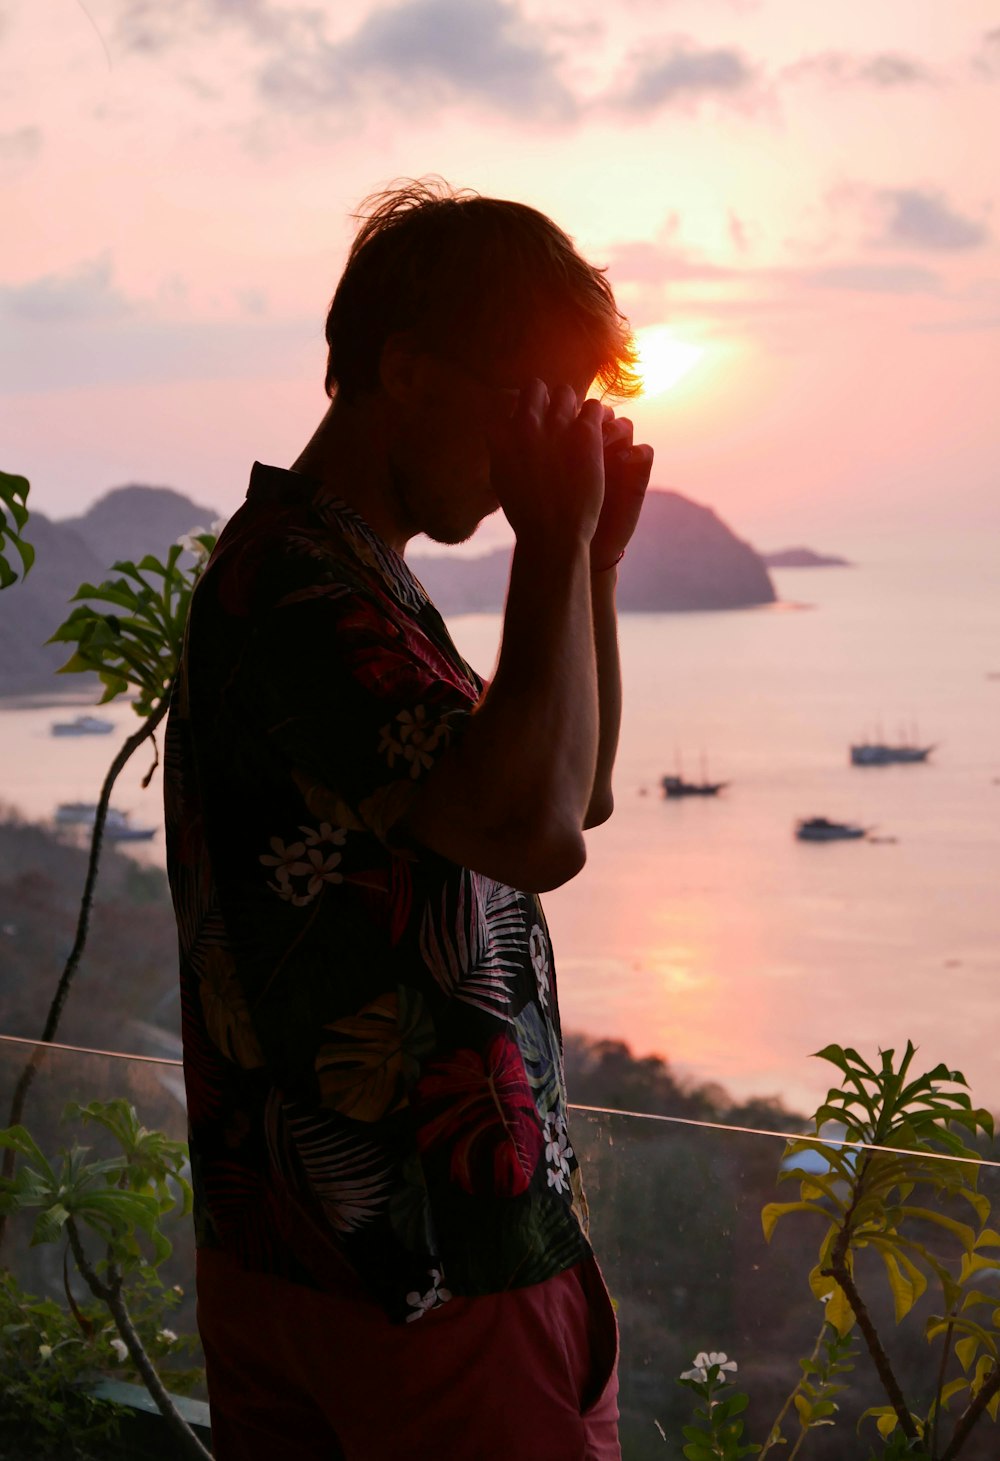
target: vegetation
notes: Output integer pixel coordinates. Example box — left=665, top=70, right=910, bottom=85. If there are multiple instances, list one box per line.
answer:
left=0, top=1099, right=206, bottom=1460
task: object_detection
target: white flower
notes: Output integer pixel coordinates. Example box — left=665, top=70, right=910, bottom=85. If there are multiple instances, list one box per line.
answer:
left=546, top=1165, right=570, bottom=1195
left=680, top=1351, right=737, bottom=1383
left=110, top=1338, right=129, bottom=1363
left=158, top=1329, right=177, bottom=1346
left=38, top=1343, right=53, bottom=1361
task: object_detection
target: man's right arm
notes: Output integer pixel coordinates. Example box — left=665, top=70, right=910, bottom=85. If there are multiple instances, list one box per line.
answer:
left=400, top=384, right=606, bottom=893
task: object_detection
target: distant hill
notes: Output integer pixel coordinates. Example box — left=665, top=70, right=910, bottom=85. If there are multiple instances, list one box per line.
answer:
left=759, top=546, right=852, bottom=568
left=0, top=486, right=220, bottom=698
left=0, top=482, right=775, bottom=696
left=411, top=489, right=777, bottom=614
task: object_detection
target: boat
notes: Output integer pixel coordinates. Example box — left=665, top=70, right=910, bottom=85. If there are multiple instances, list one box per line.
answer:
left=54, top=803, right=157, bottom=842
left=795, top=817, right=869, bottom=843
left=850, top=743, right=933, bottom=766
left=661, top=774, right=728, bottom=798
left=662, top=751, right=728, bottom=798
left=51, top=714, right=115, bottom=737
left=850, top=724, right=934, bottom=766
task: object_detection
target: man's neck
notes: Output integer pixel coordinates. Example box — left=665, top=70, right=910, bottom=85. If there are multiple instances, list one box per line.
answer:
left=290, top=398, right=413, bottom=555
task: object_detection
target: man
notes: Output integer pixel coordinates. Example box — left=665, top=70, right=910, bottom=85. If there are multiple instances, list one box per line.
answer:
left=165, top=180, right=653, bottom=1460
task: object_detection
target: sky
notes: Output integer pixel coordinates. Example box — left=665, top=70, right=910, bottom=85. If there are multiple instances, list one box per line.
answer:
left=1, top=0, right=998, bottom=550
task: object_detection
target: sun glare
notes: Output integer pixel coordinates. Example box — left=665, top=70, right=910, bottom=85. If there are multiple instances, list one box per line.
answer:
left=633, top=325, right=703, bottom=398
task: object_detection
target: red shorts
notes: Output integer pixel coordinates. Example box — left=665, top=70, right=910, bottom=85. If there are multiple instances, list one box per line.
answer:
left=196, top=1246, right=621, bottom=1460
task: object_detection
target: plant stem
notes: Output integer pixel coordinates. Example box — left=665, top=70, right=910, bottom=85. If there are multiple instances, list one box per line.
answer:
left=823, top=1254, right=917, bottom=1440
left=66, top=1218, right=212, bottom=1461
left=823, top=1153, right=918, bottom=1442
left=929, top=1313, right=956, bottom=1460
left=759, top=1314, right=830, bottom=1458
left=939, top=1364, right=1000, bottom=1461
left=0, top=692, right=171, bottom=1252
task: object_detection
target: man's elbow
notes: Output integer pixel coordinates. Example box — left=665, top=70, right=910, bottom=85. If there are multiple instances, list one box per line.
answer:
left=583, top=794, right=614, bottom=830
left=523, top=828, right=587, bottom=891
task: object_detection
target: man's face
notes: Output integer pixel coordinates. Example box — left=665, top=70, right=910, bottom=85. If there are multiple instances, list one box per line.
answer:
left=386, top=333, right=598, bottom=547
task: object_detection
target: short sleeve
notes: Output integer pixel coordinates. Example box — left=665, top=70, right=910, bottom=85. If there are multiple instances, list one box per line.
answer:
left=235, top=575, right=481, bottom=848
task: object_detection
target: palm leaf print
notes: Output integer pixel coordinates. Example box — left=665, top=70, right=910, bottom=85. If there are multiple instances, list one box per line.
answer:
left=282, top=1108, right=392, bottom=1234
left=315, top=988, right=435, bottom=1122
left=419, top=871, right=524, bottom=1019
left=512, top=1001, right=562, bottom=1118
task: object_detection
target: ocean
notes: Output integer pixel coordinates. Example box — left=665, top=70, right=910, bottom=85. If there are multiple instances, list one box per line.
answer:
left=3, top=531, right=998, bottom=1116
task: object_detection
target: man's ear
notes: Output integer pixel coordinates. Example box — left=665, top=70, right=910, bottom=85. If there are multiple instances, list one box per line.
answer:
left=378, top=331, right=426, bottom=405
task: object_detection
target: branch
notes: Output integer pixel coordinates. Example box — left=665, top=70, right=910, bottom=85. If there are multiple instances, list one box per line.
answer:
left=940, top=1364, right=1000, bottom=1461
left=759, top=1313, right=829, bottom=1458
left=66, top=1218, right=212, bottom=1461
left=821, top=1257, right=916, bottom=1440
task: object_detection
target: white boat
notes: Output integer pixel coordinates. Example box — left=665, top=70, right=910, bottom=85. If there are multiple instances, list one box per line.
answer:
left=54, top=803, right=157, bottom=842
left=51, top=714, right=115, bottom=737
left=796, top=817, right=868, bottom=843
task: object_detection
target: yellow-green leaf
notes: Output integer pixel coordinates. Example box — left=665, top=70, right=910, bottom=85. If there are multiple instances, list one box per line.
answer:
left=761, top=1200, right=831, bottom=1242
left=956, top=1335, right=980, bottom=1372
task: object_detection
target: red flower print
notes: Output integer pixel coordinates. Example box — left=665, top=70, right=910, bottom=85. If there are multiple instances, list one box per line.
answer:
left=413, top=1035, right=544, bottom=1197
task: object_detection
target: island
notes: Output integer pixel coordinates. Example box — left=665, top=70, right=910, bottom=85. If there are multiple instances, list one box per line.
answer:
left=759, top=546, right=853, bottom=568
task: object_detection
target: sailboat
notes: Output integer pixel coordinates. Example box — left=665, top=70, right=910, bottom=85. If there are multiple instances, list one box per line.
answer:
left=850, top=721, right=935, bottom=767
left=661, top=750, right=728, bottom=799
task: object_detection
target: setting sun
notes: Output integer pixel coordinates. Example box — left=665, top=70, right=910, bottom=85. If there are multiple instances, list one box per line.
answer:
left=633, top=325, right=703, bottom=398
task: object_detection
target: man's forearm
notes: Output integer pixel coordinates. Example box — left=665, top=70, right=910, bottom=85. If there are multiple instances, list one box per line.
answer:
left=584, top=564, right=622, bottom=828
left=401, top=534, right=599, bottom=889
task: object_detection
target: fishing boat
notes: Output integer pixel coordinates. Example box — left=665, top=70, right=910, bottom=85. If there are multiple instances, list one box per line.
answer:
left=51, top=714, right=115, bottom=737
left=54, top=803, right=157, bottom=842
left=795, top=817, right=868, bottom=843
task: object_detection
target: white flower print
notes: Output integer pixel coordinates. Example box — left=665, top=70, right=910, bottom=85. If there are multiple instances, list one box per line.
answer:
left=379, top=706, right=446, bottom=777
left=543, top=1111, right=574, bottom=1195
left=404, top=1268, right=453, bottom=1322
left=261, top=827, right=347, bottom=905
left=299, top=823, right=347, bottom=849
left=529, top=924, right=550, bottom=1010
left=288, top=846, right=344, bottom=895
left=260, top=837, right=306, bottom=873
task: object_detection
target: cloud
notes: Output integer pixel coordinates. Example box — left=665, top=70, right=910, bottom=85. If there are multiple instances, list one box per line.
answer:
left=257, top=0, right=576, bottom=123
left=784, top=51, right=936, bottom=88
left=873, top=189, right=990, bottom=252
left=0, top=255, right=131, bottom=323
left=0, top=126, right=42, bottom=163
left=802, top=264, right=943, bottom=295
left=114, top=0, right=291, bottom=54
left=974, top=27, right=1000, bottom=78
left=607, top=39, right=756, bottom=114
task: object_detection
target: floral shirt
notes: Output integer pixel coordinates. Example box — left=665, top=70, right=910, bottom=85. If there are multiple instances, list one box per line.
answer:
left=164, top=462, right=591, bottom=1324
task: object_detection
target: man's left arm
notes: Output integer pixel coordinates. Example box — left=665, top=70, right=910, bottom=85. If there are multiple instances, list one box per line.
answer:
left=584, top=419, right=654, bottom=828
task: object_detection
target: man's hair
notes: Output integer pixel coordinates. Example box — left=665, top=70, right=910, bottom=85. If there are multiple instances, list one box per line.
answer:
left=324, top=178, right=640, bottom=403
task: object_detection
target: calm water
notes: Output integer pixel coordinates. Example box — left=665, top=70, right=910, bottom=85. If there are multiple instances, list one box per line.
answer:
left=3, top=535, right=998, bottom=1114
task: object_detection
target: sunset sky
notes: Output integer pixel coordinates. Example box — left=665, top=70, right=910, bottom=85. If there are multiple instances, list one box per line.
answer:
left=2, top=0, right=998, bottom=549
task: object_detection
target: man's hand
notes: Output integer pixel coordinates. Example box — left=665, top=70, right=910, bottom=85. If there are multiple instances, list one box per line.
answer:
left=589, top=409, right=654, bottom=572
left=488, top=381, right=607, bottom=550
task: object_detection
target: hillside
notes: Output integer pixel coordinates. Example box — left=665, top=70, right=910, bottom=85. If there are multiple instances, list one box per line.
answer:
left=0, top=482, right=775, bottom=696
left=410, top=488, right=777, bottom=613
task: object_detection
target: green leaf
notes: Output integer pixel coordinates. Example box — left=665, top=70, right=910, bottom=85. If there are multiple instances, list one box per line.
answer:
left=956, top=1334, right=980, bottom=1372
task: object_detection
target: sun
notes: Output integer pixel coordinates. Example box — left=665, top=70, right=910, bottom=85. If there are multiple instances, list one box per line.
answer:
left=633, top=325, right=703, bottom=398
